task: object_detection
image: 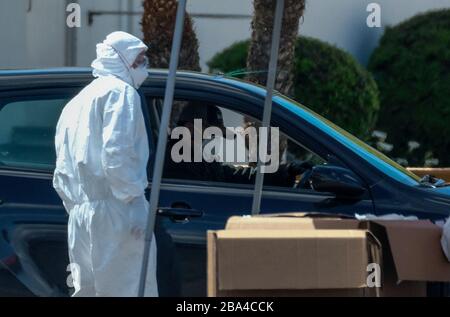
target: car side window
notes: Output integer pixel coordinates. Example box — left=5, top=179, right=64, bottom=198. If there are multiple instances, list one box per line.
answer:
left=0, top=98, right=67, bottom=171
left=147, top=97, right=327, bottom=189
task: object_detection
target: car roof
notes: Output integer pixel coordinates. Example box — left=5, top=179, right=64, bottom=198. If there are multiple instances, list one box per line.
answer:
left=0, top=67, right=94, bottom=77
left=0, top=67, right=268, bottom=98
left=0, top=67, right=210, bottom=80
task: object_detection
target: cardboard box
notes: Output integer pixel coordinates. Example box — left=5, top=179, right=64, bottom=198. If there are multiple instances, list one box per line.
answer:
left=408, top=167, right=450, bottom=182
left=207, top=214, right=450, bottom=297
left=361, top=220, right=450, bottom=296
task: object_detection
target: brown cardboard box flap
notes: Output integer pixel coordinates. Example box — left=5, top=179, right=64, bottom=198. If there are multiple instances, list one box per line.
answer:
left=226, top=215, right=360, bottom=231
left=373, top=220, right=450, bottom=282
left=215, top=229, right=370, bottom=291
left=257, top=212, right=354, bottom=219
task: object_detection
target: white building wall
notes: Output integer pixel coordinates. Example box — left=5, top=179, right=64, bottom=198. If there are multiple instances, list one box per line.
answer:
left=0, top=0, right=66, bottom=69
left=300, top=0, right=450, bottom=65
left=75, top=0, right=133, bottom=67
left=78, top=0, right=450, bottom=69
left=0, top=0, right=30, bottom=69
left=0, top=0, right=449, bottom=70
left=25, top=0, right=66, bottom=68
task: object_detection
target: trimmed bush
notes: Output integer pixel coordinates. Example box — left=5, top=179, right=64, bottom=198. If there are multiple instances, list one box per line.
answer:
left=208, top=40, right=250, bottom=79
left=368, top=9, right=450, bottom=167
left=208, top=37, right=380, bottom=140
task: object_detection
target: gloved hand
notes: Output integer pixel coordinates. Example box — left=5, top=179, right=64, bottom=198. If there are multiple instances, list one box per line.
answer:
left=131, top=225, right=145, bottom=240
left=128, top=196, right=150, bottom=241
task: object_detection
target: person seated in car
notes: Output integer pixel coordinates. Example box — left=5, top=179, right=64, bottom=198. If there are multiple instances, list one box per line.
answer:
left=163, top=102, right=311, bottom=187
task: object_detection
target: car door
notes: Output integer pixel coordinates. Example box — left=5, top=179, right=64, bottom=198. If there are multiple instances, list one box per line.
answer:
left=0, top=89, right=75, bottom=296
left=0, top=85, right=186, bottom=297
left=144, top=89, right=374, bottom=296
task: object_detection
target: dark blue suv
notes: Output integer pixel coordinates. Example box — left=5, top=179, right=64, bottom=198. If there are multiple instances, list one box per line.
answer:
left=0, top=68, right=449, bottom=296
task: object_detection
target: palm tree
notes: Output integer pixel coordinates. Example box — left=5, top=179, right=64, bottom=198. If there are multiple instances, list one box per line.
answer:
left=141, top=0, right=201, bottom=124
left=245, top=0, right=306, bottom=161
left=246, top=0, right=305, bottom=97
left=141, top=0, right=201, bottom=71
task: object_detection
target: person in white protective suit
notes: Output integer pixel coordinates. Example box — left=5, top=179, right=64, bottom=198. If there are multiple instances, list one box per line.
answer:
left=53, top=31, right=158, bottom=297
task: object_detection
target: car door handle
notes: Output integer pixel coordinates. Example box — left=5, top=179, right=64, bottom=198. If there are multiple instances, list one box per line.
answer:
left=157, top=207, right=203, bottom=223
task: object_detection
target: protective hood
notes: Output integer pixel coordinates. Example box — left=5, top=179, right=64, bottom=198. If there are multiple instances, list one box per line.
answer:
left=91, top=31, right=148, bottom=89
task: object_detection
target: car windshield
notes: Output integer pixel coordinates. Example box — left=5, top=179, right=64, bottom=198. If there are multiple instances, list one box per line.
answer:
left=274, top=94, right=421, bottom=186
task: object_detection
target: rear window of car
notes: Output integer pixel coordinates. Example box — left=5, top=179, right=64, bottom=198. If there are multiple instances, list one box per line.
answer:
left=0, top=98, right=67, bottom=171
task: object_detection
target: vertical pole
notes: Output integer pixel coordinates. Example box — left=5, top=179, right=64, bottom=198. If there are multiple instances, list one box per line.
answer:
left=138, top=0, right=187, bottom=297
left=251, top=0, right=284, bottom=215
left=65, top=0, right=78, bottom=66
left=127, top=0, right=134, bottom=34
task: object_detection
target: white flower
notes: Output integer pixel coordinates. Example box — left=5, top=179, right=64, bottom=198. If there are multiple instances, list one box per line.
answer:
left=372, top=130, right=387, bottom=141
left=408, top=141, right=420, bottom=152
left=376, top=141, right=393, bottom=152
left=425, top=158, right=439, bottom=167
left=396, top=158, right=409, bottom=166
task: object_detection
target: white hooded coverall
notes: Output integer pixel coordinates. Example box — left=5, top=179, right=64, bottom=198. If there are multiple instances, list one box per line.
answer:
left=53, top=31, right=158, bottom=297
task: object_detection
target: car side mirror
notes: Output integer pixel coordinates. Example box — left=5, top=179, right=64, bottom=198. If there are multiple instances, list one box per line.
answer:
left=309, top=165, right=366, bottom=198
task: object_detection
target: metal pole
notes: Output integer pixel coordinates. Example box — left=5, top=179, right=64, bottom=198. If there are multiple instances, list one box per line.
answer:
left=251, top=0, right=284, bottom=215
left=138, top=0, right=187, bottom=297
left=65, top=0, right=78, bottom=66
left=127, top=0, right=134, bottom=34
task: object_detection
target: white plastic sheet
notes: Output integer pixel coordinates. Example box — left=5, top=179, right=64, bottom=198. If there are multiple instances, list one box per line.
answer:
left=354, top=213, right=418, bottom=221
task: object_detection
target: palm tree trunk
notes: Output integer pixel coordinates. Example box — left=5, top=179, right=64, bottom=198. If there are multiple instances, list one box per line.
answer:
left=141, top=0, right=201, bottom=125
left=246, top=0, right=305, bottom=97
left=246, top=0, right=305, bottom=162
left=141, top=0, right=201, bottom=72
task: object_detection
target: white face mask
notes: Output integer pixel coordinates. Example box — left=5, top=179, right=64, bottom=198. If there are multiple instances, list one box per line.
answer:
left=129, top=64, right=148, bottom=89
left=107, top=43, right=149, bottom=89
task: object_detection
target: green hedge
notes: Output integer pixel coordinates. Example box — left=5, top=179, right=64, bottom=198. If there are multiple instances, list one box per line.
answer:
left=207, top=41, right=249, bottom=79
left=208, top=37, right=380, bottom=140
left=368, top=9, right=450, bottom=167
